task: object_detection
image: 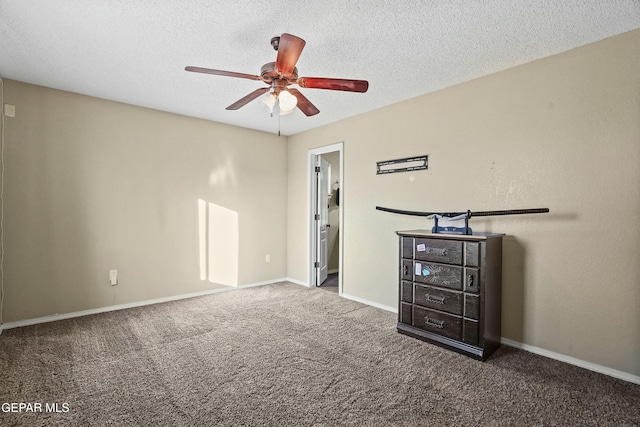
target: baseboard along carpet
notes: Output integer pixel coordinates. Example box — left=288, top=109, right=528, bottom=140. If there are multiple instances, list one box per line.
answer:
left=1, top=282, right=638, bottom=426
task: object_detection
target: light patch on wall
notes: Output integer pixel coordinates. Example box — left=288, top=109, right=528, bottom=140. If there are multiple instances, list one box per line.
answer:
left=208, top=157, right=238, bottom=189
left=198, top=199, right=239, bottom=286
left=209, top=168, right=228, bottom=187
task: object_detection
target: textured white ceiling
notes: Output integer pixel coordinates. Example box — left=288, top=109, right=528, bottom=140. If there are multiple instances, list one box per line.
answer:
left=1, top=1, right=639, bottom=136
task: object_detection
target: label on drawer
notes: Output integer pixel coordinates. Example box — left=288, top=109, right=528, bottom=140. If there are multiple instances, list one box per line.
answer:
left=416, top=243, right=426, bottom=252
left=415, top=262, right=422, bottom=275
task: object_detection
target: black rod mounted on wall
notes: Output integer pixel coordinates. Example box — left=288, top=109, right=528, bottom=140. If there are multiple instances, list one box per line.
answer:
left=376, top=206, right=550, bottom=235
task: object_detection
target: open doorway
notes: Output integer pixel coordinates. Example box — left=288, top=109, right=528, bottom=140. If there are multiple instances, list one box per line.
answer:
left=308, top=143, right=343, bottom=294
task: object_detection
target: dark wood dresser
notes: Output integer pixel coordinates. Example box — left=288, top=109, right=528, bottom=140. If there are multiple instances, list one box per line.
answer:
left=396, top=230, right=503, bottom=360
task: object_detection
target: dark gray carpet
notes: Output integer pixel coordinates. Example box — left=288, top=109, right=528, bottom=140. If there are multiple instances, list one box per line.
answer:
left=321, top=272, right=339, bottom=287
left=319, top=272, right=339, bottom=293
left=0, top=282, right=639, bottom=426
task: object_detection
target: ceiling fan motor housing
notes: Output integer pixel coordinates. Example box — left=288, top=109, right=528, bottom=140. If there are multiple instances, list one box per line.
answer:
left=261, top=62, right=298, bottom=87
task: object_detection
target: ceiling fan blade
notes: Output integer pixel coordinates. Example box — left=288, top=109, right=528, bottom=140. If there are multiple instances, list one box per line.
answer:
left=297, top=77, right=369, bottom=93
left=288, top=88, right=320, bottom=116
left=226, top=87, right=270, bottom=110
left=276, top=33, right=306, bottom=75
left=185, top=66, right=261, bottom=81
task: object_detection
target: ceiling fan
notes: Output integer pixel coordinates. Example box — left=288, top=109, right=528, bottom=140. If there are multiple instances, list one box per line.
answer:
left=185, top=33, right=369, bottom=117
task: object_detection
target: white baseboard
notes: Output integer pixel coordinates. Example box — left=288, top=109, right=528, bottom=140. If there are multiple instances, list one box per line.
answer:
left=327, top=269, right=339, bottom=274
left=0, top=278, right=288, bottom=332
left=285, top=277, right=309, bottom=287
left=340, top=292, right=398, bottom=313
left=501, top=337, right=640, bottom=385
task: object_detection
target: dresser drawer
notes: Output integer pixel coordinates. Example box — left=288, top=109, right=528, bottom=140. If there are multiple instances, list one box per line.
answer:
left=464, top=294, right=479, bottom=320
left=464, top=268, right=480, bottom=293
left=413, top=306, right=462, bottom=340
left=463, top=319, right=479, bottom=346
left=414, top=284, right=462, bottom=315
left=401, top=237, right=414, bottom=259
left=401, top=281, right=413, bottom=303
left=400, top=302, right=412, bottom=325
left=414, top=238, right=463, bottom=265
left=464, top=242, right=480, bottom=267
left=413, top=261, right=463, bottom=290
left=401, top=260, right=413, bottom=281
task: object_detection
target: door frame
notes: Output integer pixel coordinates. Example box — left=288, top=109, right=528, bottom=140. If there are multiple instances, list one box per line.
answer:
left=315, top=156, right=329, bottom=286
left=308, top=142, right=343, bottom=294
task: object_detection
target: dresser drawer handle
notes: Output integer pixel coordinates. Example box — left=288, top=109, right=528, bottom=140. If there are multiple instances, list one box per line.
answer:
left=403, top=264, right=409, bottom=276
left=425, top=294, right=445, bottom=305
left=467, top=275, right=474, bottom=287
left=425, top=316, right=445, bottom=329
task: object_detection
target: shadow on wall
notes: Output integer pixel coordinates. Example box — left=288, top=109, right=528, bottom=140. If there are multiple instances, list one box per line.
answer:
left=198, top=199, right=238, bottom=287
left=502, top=236, right=526, bottom=342
left=473, top=212, right=577, bottom=343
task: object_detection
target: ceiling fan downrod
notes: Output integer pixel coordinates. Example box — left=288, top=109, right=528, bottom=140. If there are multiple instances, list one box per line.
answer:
left=270, top=36, right=280, bottom=51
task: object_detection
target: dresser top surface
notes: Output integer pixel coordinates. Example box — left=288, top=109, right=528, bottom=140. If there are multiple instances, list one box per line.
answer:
left=396, top=229, right=504, bottom=241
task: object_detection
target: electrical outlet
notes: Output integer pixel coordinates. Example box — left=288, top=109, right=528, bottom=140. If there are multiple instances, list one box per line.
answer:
left=3, top=104, right=15, bottom=117
left=109, top=270, right=118, bottom=286
left=265, top=254, right=271, bottom=263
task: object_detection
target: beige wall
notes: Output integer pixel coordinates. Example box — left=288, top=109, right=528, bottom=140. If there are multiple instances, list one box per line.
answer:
left=2, top=80, right=288, bottom=322
left=288, top=30, right=640, bottom=376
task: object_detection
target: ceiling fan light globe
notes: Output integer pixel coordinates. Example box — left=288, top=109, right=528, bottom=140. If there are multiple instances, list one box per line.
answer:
left=278, top=105, right=295, bottom=115
left=278, top=90, right=298, bottom=113
left=262, top=93, right=277, bottom=112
